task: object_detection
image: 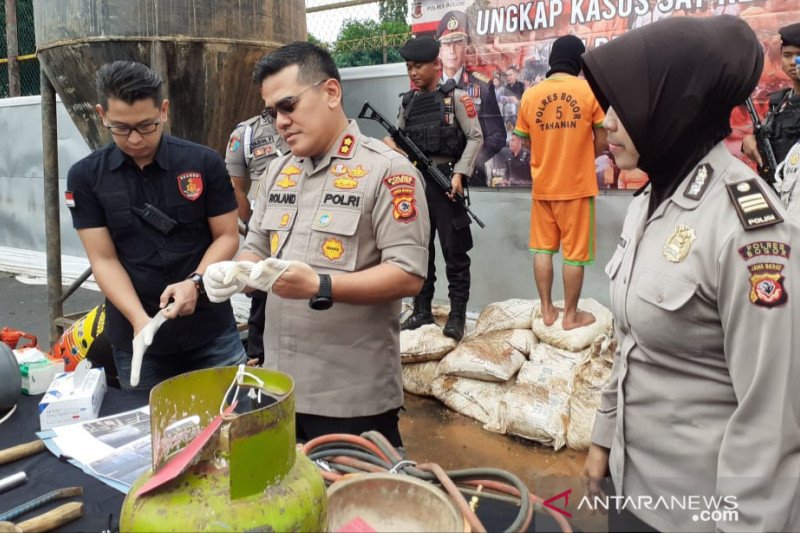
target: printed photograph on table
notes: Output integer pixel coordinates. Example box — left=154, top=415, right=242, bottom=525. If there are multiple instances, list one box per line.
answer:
left=410, top=0, right=800, bottom=189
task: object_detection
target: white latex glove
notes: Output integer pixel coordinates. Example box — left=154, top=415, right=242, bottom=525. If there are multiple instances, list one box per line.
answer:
left=249, top=258, right=292, bottom=293
left=131, top=310, right=168, bottom=387
left=203, top=261, right=254, bottom=303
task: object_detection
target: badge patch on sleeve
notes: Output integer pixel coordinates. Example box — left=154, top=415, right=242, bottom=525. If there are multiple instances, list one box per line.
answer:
left=177, top=172, right=203, bottom=201
left=738, top=241, right=791, bottom=261
left=748, top=262, right=787, bottom=307
left=383, top=174, right=418, bottom=223
left=460, top=95, right=477, bottom=118
left=64, top=191, right=76, bottom=208
left=228, top=136, right=241, bottom=153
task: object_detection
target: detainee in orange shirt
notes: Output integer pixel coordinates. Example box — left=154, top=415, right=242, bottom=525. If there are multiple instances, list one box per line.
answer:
left=515, top=35, right=607, bottom=330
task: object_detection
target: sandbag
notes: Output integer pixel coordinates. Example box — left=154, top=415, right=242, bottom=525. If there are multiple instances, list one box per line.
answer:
left=430, top=375, right=512, bottom=427
left=402, top=360, right=441, bottom=397
left=472, top=299, right=537, bottom=337
left=567, top=334, right=616, bottom=451
left=437, top=330, right=526, bottom=382
left=506, top=329, right=537, bottom=356
left=531, top=298, right=613, bottom=352
left=400, top=324, right=458, bottom=363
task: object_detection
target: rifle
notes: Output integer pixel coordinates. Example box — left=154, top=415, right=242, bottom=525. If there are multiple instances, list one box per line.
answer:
left=744, top=97, right=778, bottom=187
left=358, top=102, right=486, bottom=228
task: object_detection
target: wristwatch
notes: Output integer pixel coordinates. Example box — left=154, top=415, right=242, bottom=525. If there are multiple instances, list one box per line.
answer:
left=309, top=274, right=333, bottom=310
left=187, top=272, right=205, bottom=295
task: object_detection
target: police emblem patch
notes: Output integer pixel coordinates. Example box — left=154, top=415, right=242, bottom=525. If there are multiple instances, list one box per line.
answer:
left=279, top=213, right=290, bottom=227
left=177, top=172, right=204, bottom=201
left=383, top=174, right=418, bottom=223
left=748, top=262, right=788, bottom=307
left=64, top=191, right=76, bottom=208
left=276, top=165, right=301, bottom=189
left=460, top=95, right=477, bottom=118
left=322, top=238, right=344, bottom=261
left=228, top=136, right=241, bottom=153
left=317, top=212, right=332, bottom=228
left=662, top=223, right=695, bottom=263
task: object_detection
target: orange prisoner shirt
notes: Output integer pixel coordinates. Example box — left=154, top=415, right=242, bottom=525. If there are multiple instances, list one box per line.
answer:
left=515, top=74, right=605, bottom=200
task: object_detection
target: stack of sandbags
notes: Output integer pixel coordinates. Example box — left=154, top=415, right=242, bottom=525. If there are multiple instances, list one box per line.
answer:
left=531, top=298, right=613, bottom=351
left=567, top=334, right=616, bottom=450
left=400, top=324, right=458, bottom=396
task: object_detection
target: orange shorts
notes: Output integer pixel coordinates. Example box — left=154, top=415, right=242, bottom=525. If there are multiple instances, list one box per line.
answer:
left=529, top=197, right=595, bottom=265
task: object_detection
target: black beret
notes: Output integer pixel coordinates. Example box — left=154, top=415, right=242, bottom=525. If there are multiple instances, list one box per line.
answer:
left=436, top=11, right=469, bottom=43
left=399, top=36, right=440, bottom=63
left=780, top=23, right=800, bottom=48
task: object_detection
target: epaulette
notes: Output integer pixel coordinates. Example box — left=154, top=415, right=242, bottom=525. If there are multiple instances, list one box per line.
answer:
left=471, top=71, right=489, bottom=83
left=725, top=177, right=784, bottom=231
left=362, top=137, right=403, bottom=159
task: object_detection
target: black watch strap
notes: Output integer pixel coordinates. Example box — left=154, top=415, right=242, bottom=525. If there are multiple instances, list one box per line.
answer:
left=309, top=274, right=333, bottom=310
left=187, top=272, right=205, bottom=295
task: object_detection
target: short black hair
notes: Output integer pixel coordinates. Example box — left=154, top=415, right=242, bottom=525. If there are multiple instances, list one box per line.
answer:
left=252, top=42, right=340, bottom=86
left=96, top=61, right=162, bottom=109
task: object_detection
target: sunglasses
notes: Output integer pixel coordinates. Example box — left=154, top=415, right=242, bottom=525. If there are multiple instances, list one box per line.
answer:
left=261, top=79, right=326, bottom=120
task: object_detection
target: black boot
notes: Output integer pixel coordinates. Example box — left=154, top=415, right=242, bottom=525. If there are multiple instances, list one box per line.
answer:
left=401, top=296, right=434, bottom=330
left=443, top=300, right=467, bottom=341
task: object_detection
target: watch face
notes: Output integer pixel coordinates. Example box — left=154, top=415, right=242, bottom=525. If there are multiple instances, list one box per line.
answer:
left=309, top=297, right=333, bottom=311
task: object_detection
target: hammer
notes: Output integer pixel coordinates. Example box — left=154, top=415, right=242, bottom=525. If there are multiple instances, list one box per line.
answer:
left=0, top=502, right=83, bottom=533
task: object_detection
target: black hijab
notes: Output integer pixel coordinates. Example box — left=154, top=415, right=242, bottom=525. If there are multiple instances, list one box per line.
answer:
left=581, top=16, right=763, bottom=210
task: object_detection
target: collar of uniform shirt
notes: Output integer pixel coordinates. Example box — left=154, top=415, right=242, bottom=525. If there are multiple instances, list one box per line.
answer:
left=108, top=134, right=172, bottom=171
left=300, top=120, right=361, bottom=175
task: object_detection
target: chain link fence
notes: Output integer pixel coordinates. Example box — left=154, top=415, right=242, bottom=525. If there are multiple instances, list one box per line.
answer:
left=1, top=0, right=39, bottom=97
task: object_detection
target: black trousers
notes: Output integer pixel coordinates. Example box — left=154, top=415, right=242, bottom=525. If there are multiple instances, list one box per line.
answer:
left=295, top=408, right=403, bottom=448
left=246, top=290, right=267, bottom=363
left=420, top=180, right=473, bottom=303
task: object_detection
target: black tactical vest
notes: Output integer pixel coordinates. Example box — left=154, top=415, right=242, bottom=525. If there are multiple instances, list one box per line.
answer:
left=767, top=88, right=800, bottom=164
left=401, top=80, right=467, bottom=159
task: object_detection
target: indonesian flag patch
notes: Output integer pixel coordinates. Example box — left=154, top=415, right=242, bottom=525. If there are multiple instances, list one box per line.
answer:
left=177, top=172, right=204, bottom=201
left=64, top=191, right=76, bottom=208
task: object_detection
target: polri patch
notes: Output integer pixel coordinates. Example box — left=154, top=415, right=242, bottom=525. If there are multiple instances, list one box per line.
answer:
left=748, top=262, right=787, bottom=308
left=228, top=135, right=240, bottom=153
left=337, top=134, right=355, bottom=157
left=460, top=95, right=477, bottom=118
left=725, top=179, right=783, bottom=231
left=64, top=191, right=76, bottom=208
left=383, top=174, right=418, bottom=224
left=177, top=172, right=203, bottom=201
left=738, top=241, right=791, bottom=261
left=683, top=164, right=712, bottom=200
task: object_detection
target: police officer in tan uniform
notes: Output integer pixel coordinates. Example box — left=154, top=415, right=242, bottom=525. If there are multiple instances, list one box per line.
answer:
left=581, top=17, right=800, bottom=532
left=225, top=114, right=287, bottom=363
left=394, top=36, right=482, bottom=342
left=205, top=42, right=430, bottom=447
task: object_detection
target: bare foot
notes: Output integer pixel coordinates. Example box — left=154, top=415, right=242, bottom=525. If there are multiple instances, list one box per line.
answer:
left=541, top=306, right=561, bottom=327
left=562, top=310, right=596, bottom=330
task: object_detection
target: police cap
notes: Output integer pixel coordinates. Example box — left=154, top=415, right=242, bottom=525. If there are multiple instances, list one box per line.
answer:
left=399, top=37, right=440, bottom=63
left=436, top=11, right=469, bottom=44
left=780, top=23, right=800, bottom=48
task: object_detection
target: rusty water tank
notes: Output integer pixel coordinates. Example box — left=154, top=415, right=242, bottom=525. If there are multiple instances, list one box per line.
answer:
left=33, top=0, right=306, bottom=152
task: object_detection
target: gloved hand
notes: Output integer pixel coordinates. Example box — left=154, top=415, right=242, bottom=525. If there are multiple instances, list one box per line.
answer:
left=131, top=310, right=168, bottom=387
left=203, top=261, right=254, bottom=303
left=249, top=258, right=292, bottom=293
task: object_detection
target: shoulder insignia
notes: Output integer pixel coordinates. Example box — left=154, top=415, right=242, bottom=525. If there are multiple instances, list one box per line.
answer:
left=725, top=179, right=783, bottom=231
left=459, top=94, right=477, bottom=118
left=683, top=164, right=712, bottom=200
left=337, top=134, right=356, bottom=157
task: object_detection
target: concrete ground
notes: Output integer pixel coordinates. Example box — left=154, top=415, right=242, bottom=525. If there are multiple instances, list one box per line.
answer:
left=0, top=270, right=603, bottom=532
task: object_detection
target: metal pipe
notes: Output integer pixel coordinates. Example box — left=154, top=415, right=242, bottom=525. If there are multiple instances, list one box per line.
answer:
left=305, top=0, right=377, bottom=14
left=5, top=0, right=20, bottom=97
left=58, top=267, right=93, bottom=304
left=41, top=69, right=63, bottom=345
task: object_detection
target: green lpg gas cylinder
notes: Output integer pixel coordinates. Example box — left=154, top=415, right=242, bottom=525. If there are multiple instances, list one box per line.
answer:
left=120, top=367, right=327, bottom=531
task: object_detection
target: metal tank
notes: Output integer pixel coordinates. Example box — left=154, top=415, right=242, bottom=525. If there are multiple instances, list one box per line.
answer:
left=33, top=0, right=306, bottom=152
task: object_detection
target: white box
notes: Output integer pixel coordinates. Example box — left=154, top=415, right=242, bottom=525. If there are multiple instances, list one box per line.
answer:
left=20, top=359, right=65, bottom=395
left=39, top=366, right=107, bottom=430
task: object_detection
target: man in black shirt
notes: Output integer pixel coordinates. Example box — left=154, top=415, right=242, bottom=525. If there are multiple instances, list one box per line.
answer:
left=66, top=61, right=245, bottom=390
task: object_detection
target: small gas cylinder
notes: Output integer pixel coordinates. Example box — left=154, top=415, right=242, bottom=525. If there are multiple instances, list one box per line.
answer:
left=120, top=367, right=327, bottom=531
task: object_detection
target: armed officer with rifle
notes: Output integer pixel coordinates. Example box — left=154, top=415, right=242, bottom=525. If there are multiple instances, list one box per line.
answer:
left=383, top=36, right=482, bottom=342
left=742, top=23, right=800, bottom=186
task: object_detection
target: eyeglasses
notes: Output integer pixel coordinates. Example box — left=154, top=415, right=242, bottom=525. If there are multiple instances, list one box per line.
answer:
left=106, top=121, right=161, bottom=136
left=261, top=80, right=326, bottom=120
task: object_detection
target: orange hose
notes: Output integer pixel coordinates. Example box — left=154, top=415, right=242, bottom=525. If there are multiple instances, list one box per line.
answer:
left=301, top=433, right=391, bottom=462
left=417, top=463, right=487, bottom=533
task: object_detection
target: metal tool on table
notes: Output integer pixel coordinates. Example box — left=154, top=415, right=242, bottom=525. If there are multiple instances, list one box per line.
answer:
left=120, top=366, right=327, bottom=532
left=0, top=502, right=83, bottom=533
left=0, top=487, right=83, bottom=522
left=0, top=473, right=26, bottom=494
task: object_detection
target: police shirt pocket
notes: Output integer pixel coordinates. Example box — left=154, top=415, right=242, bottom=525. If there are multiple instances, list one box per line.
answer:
left=260, top=206, right=297, bottom=231
left=636, top=270, right=696, bottom=311
left=307, top=208, right=361, bottom=272
left=173, top=202, right=206, bottom=224
left=98, top=192, right=133, bottom=229
left=604, top=243, right=626, bottom=280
